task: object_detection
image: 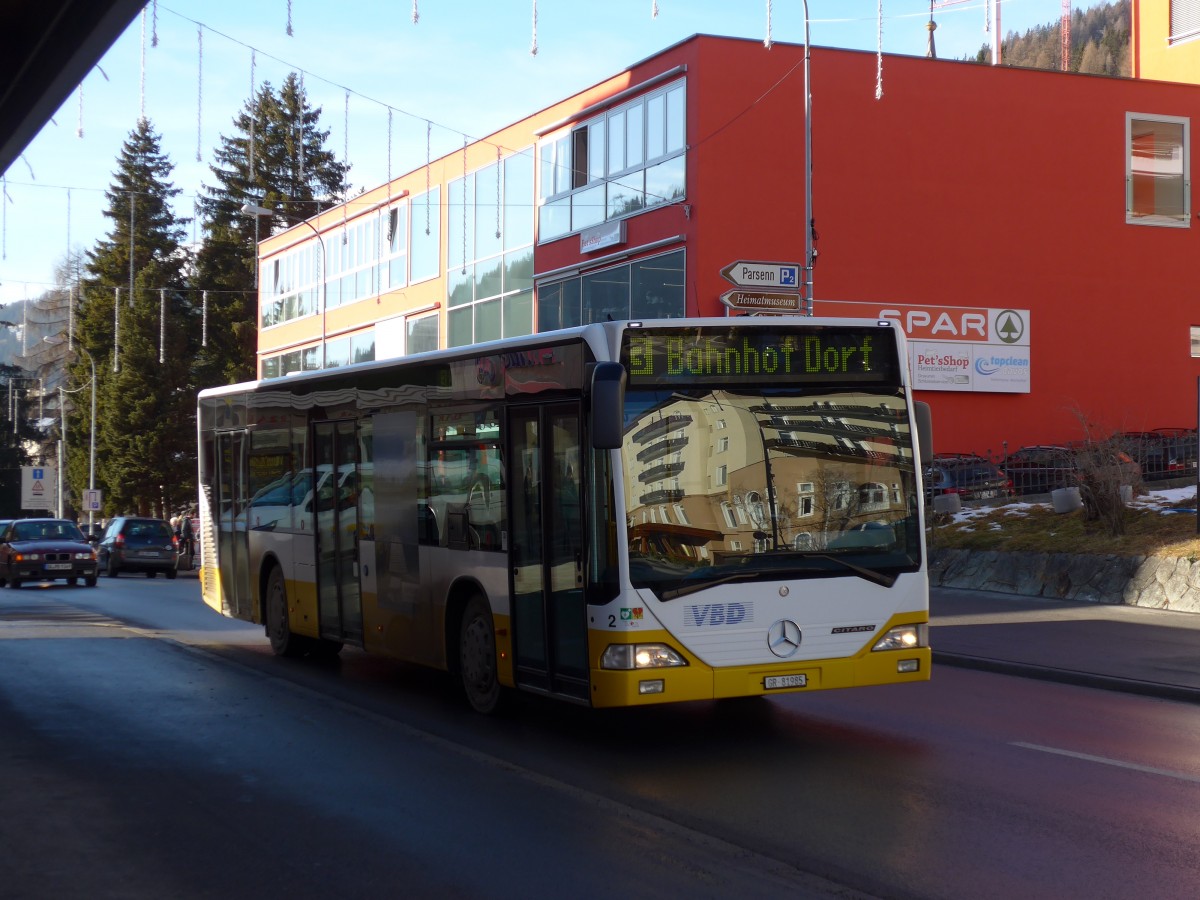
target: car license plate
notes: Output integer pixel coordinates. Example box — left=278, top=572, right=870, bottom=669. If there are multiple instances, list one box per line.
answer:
left=45, top=563, right=72, bottom=571
left=976, top=489, right=997, bottom=499
left=137, top=551, right=161, bottom=557
left=764, top=674, right=807, bottom=690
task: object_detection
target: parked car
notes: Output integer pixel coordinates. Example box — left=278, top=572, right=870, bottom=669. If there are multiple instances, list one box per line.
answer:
left=923, top=454, right=1013, bottom=502
left=97, top=516, right=179, bottom=579
left=0, top=518, right=98, bottom=588
left=1004, top=443, right=1142, bottom=497
left=1001, top=445, right=1078, bottom=496
left=1118, top=429, right=1199, bottom=482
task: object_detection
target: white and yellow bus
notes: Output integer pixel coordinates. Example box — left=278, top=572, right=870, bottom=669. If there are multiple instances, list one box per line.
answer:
left=197, top=317, right=932, bottom=712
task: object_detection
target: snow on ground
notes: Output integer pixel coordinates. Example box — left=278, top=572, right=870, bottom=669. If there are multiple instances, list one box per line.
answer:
left=947, top=484, right=1197, bottom=527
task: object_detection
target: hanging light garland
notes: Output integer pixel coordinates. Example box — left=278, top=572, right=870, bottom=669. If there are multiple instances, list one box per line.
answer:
left=412, top=1, right=419, bottom=25
left=201, top=290, right=208, bottom=348
left=653, top=1, right=659, bottom=17
left=495, top=146, right=501, bottom=240
left=113, top=287, right=120, bottom=373
left=531, top=0, right=538, bottom=56
left=287, top=0, right=294, bottom=37
left=139, top=9, right=148, bottom=122
left=461, top=135, right=467, bottom=274
left=425, top=121, right=432, bottom=236
left=248, top=50, right=257, bottom=181
left=151, top=0, right=159, bottom=47
left=196, top=26, right=204, bottom=162
left=876, top=0, right=884, bottom=100
left=159, top=287, right=166, bottom=364
left=765, top=0, right=773, bottom=49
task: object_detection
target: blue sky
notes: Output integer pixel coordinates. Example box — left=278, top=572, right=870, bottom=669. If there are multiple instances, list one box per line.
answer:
left=0, top=0, right=1080, bottom=310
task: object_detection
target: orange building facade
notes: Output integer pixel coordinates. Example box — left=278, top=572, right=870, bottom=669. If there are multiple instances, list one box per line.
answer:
left=253, top=34, right=1200, bottom=456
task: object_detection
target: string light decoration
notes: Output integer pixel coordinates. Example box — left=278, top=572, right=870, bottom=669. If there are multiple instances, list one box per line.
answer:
left=152, top=0, right=159, bottom=47
left=2, top=176, right=7, bottom=261
left=412, top=1, right=419, bottom=25
left=298, top=72, right=306, bottom=182
left=76, top=84, right=84, bottom=138
left=139, top=9, right=148, bottom=121
left=248, top=51, right=257, bottom=180
left=113, top=287, right=120, bottom=373
left=344, top=89, right=350, bottom=164
left=196, top=26, right=204, bottom=162
left=287, top=0, right=294, bottom=37
left=765, top=0, right=773, bottom=49
left=461, top=136, right=467, bottom=274
left=201, top=290, right=208, bottom=347
left=425, top=121, right=431, bottom=236
left=159, top=287, right=165, bottom=363
left=876, top=0, right=884, bottom=100
left=653, top=1, right=659, bottom=17
left=531, top=0, right=538, bottom=56
left=495, top=145, right=501, bottom=240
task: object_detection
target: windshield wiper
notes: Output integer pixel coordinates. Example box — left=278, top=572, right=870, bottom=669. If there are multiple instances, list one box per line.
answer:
left=812, top=554, right=896, bottom=588
left=660, top=571, right=762, bottom=601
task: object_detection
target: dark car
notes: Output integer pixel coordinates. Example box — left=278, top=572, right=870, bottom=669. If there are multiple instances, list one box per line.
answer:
left=97, top=516, right=179, bottom=579
left=1001, top=445, right=1078, bottom=496
left=1119, top=429, right=1198, bottom=482
left=0, top=518, right=98, bottom=588
left=923, top=454, right=1013, bottom=503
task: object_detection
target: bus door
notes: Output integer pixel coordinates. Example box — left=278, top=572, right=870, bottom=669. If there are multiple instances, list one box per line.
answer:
left=216, top=430, right=251, bottom=620
left=313, top=420, right=363, bottom=644
left=508, top=404, right=588, bottom=701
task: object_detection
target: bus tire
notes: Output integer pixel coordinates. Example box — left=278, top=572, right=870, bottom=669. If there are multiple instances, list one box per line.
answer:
left=265, top=565, right=306, bottom=658
left=459, top=594, right=503, bottom=714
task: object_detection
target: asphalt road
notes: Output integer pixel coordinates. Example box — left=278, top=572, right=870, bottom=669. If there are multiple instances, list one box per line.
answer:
left=2, top=578, right=1200, bottom=899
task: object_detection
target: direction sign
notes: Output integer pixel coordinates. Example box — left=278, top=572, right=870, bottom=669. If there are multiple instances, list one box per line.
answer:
left=719, top=288, right=803, bottom=312
left=720, top=260, right=802, bottom=289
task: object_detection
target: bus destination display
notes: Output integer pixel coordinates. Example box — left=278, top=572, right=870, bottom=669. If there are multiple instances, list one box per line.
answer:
left=623, top=326, right=898, bottom=386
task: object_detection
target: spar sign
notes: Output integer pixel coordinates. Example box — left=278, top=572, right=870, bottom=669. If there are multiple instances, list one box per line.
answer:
left=810, top=300, right=1031, bottom=394
left=22, top=466, right=56, bottom=510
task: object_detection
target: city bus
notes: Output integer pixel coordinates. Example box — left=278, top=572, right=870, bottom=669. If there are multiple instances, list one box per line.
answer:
left=196, top=317, right=932, bottom=713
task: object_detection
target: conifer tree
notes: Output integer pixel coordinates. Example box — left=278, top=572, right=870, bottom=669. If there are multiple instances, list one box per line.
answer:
left=194, top=73, right=350, bottom=387
left=75, top=118, right=195, bottom=518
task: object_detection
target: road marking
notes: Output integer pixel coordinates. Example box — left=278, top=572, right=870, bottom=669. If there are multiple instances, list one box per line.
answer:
left=1013, top=742, right=1200, bottom=784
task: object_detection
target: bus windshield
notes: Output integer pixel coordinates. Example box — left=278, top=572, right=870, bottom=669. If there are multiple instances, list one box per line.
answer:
left=621, top=385, right=921, bottom=599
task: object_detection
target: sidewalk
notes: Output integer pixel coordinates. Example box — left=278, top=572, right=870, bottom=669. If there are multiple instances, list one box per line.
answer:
left=931, top=586, right=1200, bottom=704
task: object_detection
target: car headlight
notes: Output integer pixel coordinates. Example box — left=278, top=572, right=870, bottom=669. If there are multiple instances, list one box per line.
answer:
left=600, top=643, right=688, bottom=670
left=872, top=624, right=928, bottom=652
left=15, top=553, right=39, bottom=562
left=74, top=552, right=95, bottom=560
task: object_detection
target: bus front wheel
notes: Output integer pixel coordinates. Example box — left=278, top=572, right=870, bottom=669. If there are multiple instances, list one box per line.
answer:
left=459, top=594, right=503, bottom=714
left=265, top=565, right=307, bottom=658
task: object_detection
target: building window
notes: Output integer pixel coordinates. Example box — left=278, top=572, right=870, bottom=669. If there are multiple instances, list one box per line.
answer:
left=537, top=78, right=686, bottom=242
left=411, top=185, right=441, bottom=283
left=715, top=464, right=727, bottom=486
left=673, top=503, right=689, bottom=525
left=1170, top=1, right=1200, bottom=43
left=536, top=248, right=684, bottom=331
left=407, top=313, right=438, bottom=354
left=716, top=436, right=729, bottom=453
left=721, top=502, right=737, bottom=529
left=1127, top=113, right=1190, bottom=227
left=447, top=150, right=535, bottom=347
left=382, top=200, right=408, bottom=292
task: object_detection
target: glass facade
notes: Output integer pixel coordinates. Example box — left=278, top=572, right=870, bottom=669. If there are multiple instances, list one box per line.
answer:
left=538, top=78, right=686, bottom=242
left=446, top=148, right=536, bottom=347
left=537, top=249, right=685, bottom=332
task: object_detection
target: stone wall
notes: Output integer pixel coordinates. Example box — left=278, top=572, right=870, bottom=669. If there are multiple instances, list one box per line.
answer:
left=929, top=549, right=1200, bottom=613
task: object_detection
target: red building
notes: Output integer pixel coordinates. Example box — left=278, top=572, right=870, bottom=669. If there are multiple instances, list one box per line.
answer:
left=255, top=34, right=1200, bottom=455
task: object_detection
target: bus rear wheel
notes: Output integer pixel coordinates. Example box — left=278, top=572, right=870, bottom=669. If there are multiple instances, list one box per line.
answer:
left=459, top=594, right=503, bottom=714
left=265, top=565, right=307, bottom=658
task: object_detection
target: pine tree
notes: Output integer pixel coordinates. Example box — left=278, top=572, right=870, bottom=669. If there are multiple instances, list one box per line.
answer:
left=194, top=73, right=350, bottom=387
left=75, top=118, right=196, bottom=518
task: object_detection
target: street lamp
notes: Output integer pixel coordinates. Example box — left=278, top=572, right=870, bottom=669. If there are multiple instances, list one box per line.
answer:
left=44, top=336, right=96, bottom=532
left=240, top=201, right=328, bottom=370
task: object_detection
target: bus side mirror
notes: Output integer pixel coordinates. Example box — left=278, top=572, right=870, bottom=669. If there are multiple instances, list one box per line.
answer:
left=914, top=400, right=933, bottom=467
left=589, top=362, right=626, bottom=450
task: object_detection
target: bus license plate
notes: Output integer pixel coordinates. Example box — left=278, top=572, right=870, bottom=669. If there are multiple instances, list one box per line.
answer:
left=764, top=674, right=807, bottom=690
left=45, top=563, right=72, bottom=571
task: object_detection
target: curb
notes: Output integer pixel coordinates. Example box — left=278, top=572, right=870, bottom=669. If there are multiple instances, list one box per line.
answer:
left=932, top=650, right=1200, bottom=706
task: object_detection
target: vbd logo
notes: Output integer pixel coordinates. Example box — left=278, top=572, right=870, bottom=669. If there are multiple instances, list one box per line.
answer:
left=684, top=602, right=753, bottom=627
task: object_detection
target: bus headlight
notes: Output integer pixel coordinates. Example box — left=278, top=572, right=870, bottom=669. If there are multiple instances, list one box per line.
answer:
left=600, top=643, right=688, bottom=670
left=871, top=624, right=928, bottom=652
